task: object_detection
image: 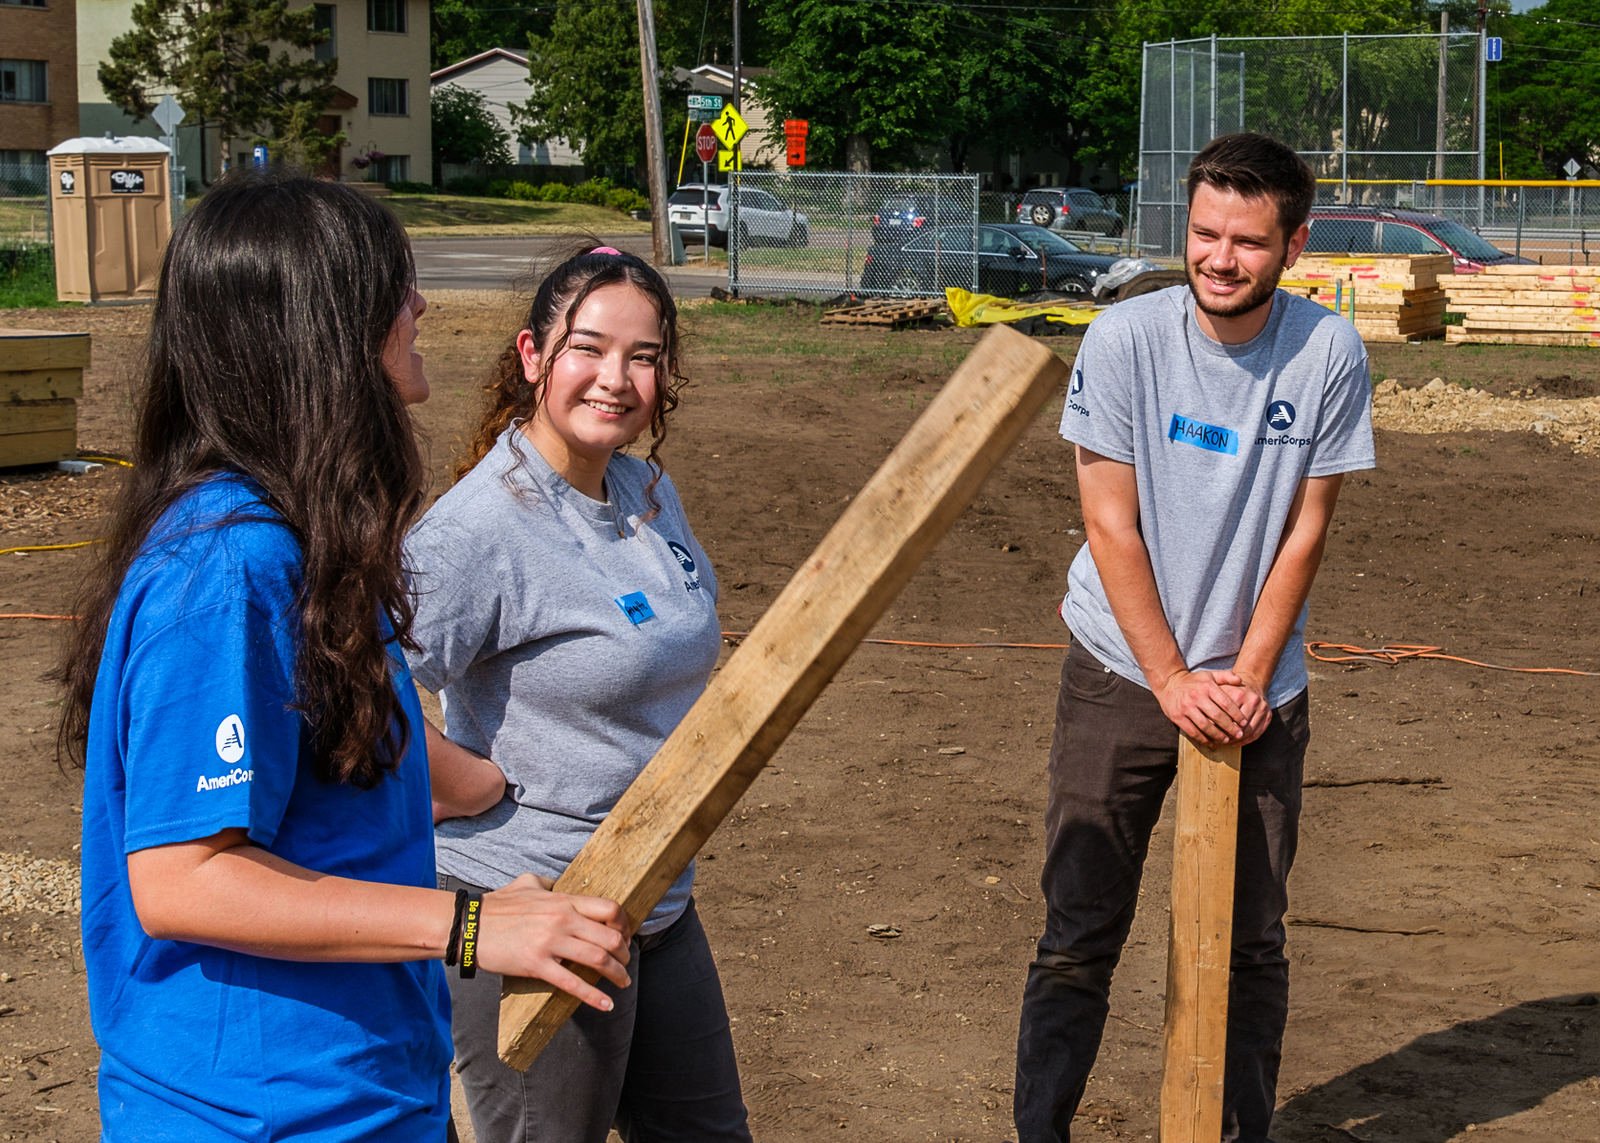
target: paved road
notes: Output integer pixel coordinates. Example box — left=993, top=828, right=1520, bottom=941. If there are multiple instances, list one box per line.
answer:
left=412, top=234, right=727, bottom=298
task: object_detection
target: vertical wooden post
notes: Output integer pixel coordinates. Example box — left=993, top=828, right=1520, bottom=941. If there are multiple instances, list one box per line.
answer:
left=496, top=325, right=1070, bottom=1070
left=1160, top=736, right=1242, bottom=1142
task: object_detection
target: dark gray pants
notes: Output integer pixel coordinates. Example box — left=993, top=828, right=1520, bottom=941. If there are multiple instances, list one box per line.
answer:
left=440, top=880, right=751, bottom=1143
left=1015, top=644, right=1310, bottom=1143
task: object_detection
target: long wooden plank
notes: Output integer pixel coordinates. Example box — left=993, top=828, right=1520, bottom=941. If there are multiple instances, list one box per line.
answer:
left=1160, top=737, right=1243, bottom=1143
left=0, top=429, right=76, bottom=468
left=497, top=324, right=1070, bottom=1069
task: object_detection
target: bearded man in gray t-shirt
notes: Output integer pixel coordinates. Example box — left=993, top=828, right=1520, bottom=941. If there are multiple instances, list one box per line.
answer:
left=1015, top=134, right=1376, bottom=1143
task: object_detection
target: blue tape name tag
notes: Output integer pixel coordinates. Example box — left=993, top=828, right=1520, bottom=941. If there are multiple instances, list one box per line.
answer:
left=614, top=591, right=655, bottom=625
left=1168, top=413, right=1238, bottom=456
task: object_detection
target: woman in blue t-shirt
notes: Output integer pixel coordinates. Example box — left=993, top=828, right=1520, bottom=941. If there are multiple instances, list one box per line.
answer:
left=58, top=172, right=632, bottom=1142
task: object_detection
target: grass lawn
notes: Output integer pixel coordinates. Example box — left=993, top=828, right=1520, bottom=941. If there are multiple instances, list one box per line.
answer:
left=0, top=245, right=67, bottom=309
left=385, top=194, right=652, bottom=237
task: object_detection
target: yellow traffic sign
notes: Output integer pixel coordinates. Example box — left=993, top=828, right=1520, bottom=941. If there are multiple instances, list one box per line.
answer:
left=714, top=105, right=749, bottom=149
left=717, top=147, right=742, bottom=173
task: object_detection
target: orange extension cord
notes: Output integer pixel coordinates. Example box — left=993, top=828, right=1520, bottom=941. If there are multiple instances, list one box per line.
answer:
left=2, top=588, right=1594, bottom=678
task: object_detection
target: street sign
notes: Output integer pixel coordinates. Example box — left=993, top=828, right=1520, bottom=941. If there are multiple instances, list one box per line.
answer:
left=1485, top=36, right=1502, bottom=63
left=689, top=109, right=718, bottom=122
left=152, top=94, right=185, bottom=135
left=1565, top=158, right=1581, bottom=179
left=783, top=119, right=809, bottom=169
left=718, top=148, right=742, bottom=173
left=687, top=94, right=724, bottom=110
left=695, top=123, right=719, bottom=165
left=713, top=105, right=748, bottom=149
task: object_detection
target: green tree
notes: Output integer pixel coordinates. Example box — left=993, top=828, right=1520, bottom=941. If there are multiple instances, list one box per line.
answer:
left=432, top=83, right=514, bottom=183
left=752, top=0, right=958, bottom=170
left=430, top=0, right=552, bottom=71
left=99, top=0, right=340, bottom=174
left=514, top=0, right=690, bottom=183
left=1489, top=0, right=1600, bottom=176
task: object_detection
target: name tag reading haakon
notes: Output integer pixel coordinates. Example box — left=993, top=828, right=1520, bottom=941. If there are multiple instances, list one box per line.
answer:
left=1167, top=413, right=1238, bottom=456
left=614, top=591, right=655, bottom=625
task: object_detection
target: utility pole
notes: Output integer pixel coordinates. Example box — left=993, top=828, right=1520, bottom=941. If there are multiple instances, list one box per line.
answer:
left=635, top=0, right=670, bottom=263
left=732, top=0, right=741, bottom=113
left=1435, top=10, right=1448, bottom=213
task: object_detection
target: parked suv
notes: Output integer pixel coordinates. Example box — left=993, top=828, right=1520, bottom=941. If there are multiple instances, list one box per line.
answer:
left=870, top=191, right=974, bottom=243
left=1303, top=206, right=1532, bottom=272
left=668, top=184, right=809, bottom=248
left=1016, top=187, right=1124, bottom=236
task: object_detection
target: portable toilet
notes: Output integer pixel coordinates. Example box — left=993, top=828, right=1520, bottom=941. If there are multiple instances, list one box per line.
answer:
left=47, top=136, right=172, bottom=303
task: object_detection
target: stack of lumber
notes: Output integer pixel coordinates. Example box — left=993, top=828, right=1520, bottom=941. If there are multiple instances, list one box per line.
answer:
left=1, top=329, right=90, bottom=467
left=1279, top=255, right=1452, bottom=343
left=1443, top=265, right=1600, bottom=347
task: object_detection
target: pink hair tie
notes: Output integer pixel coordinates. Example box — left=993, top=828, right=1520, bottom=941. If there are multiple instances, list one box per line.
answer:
left=591, top=246, right=623, bottom=256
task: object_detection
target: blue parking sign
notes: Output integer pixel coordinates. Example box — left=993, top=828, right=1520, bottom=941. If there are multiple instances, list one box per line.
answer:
left=1485, top=36, right=1502, bottom=63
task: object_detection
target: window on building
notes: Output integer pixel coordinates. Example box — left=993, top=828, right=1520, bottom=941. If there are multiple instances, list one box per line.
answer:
left=368, top=77, right=408, bottom=116
left=0, top=1, right=51, bottom=9
left=367, top=0, right=405, bottom=33
left=0, top=59, right=47, bottom=103
left=372, top=154, right=409, bottom=183
left=313, top=4, right=337, bottom=62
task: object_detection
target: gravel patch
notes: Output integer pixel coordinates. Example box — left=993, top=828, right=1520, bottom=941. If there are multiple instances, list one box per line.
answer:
left=0, top=852, right=79, bottom=916
left=1373, top=377, right=1600, bottom=457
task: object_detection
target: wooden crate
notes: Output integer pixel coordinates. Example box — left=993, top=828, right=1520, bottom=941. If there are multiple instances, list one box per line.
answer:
left=1, top=330, right=90, bottom=466
left=1444, top=266, right=1600, bottom=347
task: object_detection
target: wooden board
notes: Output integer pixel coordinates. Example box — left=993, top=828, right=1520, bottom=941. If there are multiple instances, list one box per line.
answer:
left=0, top=330, right=91, bottom=372
left=496, top=325, right=1071, bottom=1069
left=1, top=368, right=84, bottom=403
left=0, top=429, right=76, bottom=468
left=1445, top=327, right=1600, bottom=346
left=1160, top=737, right=1243, bottom=1143
left=0, top=399, right=76, bottom=437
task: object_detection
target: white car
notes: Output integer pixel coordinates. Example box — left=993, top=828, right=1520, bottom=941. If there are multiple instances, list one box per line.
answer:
left=668, top=184, right=809, bottom=248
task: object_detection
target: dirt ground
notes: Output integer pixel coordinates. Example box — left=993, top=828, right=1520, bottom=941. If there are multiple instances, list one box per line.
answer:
left=2, top=295, right=1597, bottom=1143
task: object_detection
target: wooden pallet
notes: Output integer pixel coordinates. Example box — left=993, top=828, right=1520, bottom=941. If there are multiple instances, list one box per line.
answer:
left=821, top=298, right=947, bottom=328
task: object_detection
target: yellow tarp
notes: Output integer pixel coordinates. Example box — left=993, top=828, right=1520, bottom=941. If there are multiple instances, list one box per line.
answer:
left=945, top=287, right=1105, bottom=329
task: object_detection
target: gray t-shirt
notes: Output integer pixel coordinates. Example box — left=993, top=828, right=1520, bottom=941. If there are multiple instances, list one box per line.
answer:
left=404, top=428, right=721, bottom=933
left=1059, top=285, right=1375, bottom=706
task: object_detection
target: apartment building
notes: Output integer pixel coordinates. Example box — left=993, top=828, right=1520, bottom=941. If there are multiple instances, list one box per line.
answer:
left=1, top=0, right=79, bottom=187
left=76, top=0, right=430, bottom=185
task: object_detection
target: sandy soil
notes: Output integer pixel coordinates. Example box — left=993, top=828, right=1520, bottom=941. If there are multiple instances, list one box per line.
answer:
left=2, top=297, right=1596, bottom=1142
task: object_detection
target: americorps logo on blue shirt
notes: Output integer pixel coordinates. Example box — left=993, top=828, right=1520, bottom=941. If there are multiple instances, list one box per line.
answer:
left=1167, top=413, right=1238, bottom=456
left=197, top=715, right=253, bottom=793
left=1257, top=399, right=1314, bottom=449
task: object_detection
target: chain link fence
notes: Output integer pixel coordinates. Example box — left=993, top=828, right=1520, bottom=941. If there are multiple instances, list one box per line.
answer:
left=0, top=157, right=52, bottom=302
left=709, top=173, right=1141, bottom=296
left=1140, top=33, right=1484, bottom=257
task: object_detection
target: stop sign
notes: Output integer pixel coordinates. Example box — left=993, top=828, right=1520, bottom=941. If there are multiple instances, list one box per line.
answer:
left=694, top=123, right=719, bottom=164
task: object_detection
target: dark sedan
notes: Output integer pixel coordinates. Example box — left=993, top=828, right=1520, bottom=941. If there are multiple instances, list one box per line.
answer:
left=860, top=224, right=1120, bottom=297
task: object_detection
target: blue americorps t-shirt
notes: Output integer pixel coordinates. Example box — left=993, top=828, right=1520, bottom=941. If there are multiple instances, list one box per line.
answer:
left=80, top=474, right=451, bottom=1142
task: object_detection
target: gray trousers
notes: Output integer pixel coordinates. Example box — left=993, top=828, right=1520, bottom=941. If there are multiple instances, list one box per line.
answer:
left=1015, top=644, right=1310, bottom=1143
left=440, top=879, right=751, bottom=1143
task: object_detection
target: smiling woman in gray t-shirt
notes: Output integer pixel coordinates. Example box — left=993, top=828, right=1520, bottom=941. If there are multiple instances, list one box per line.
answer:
left=404, top=247, right=751, bottom=1143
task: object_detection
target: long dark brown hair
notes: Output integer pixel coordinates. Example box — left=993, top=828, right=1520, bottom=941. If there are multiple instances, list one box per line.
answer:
left=460, top=246, right=686, bottom=514
left=59, top=170, right=427, bottom=788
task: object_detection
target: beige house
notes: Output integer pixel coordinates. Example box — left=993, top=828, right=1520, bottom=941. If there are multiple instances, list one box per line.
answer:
left=430, top=47, right=581, bottom=171
left=76, top=0, right=430, bottom=184
left=1, top=0, right=79, bottom=189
